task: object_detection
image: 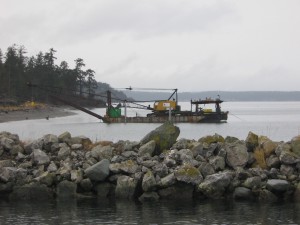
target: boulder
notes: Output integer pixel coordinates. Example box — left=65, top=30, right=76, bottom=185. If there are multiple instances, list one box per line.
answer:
left=242, top=176, right=262, bottom=189
left=0, top=136, right=14, bottom=151
left=58, top=131, right=71, bottom=143
left=197, top=172, right=233, bottom=198
left=266, top=179, right=291, bottom=194
left=0, top=167, right=27, bottom=183
left=79, top=178, right=93, bottom=192
left=142, top=170, right=157, bottom=192
left=115, top=175, right=138, bottom=199
left=24, top=139, right=44, bottom=154
left=266, top=155, right=280, bottom=168
left=158, top=183, right=194, bottom=200
left=109, top=160, right=139, bottom=174
left=90, top=145, right=113, bottom=161
left=57, top=146, right=71, bottom=160
left=291, top=135, right=300, bottom=156
left=84, top=159, right=110, bottom=181
left=43, top=134, right=59, bottom=151
left=159, top=173, right=176, bottom=188
left=279, top=150, right=300, bottom=165
left=140, top=121, right=180, bottom=154
left=198, top=162, right=215, bottom=178
left=174, top=164, right=203, bottom=185
left=245, top=131, right=258, bottom=151
left=34, top=171, right=56, bottom=186
left=209, top=156, right=225, bottom=171
left=33, top=149, right=50, bottom=165
left=94, top=182, right=114, bottom=198
left=233, top=187, right=254, bottom=200
left=225, top=141, right=248, bottom=169
left=10, top=183, right=54, bottom=200
left=138, top=140, right=156, bottom=157
left=198, top=133, right=224, bottom=145
left=56, top=180, right=77, bottom=198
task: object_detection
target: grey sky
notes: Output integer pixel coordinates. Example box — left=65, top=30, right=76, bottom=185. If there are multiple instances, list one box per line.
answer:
left=1, top=0, right=300, bottom=91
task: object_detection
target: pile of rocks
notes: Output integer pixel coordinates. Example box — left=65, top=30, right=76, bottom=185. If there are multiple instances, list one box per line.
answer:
left=1, top=121, right=300, bottom=202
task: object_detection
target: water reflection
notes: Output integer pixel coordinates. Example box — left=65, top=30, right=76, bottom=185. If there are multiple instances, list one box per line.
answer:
left=0, top=199, right=299, bottom=225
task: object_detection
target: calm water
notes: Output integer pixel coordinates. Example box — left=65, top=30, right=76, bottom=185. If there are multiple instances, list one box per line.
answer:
left=1, top=101, right=300, bottom=224
left=0, top=101, right=300, bottom=142
left=0, top=199, right=299, bottom=225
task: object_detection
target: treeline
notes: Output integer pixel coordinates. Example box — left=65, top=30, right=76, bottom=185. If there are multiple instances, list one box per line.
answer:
left=0, top=44, right=98, bottom=104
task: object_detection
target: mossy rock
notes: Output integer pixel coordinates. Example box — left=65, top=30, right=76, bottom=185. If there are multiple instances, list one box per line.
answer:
left=140, top=121, right=180, bottom=154
left=245, top=131, right=258, bottom=151
left=174, top=164, right=203, bottom=185
left=198, top=133, right=225, bottom=144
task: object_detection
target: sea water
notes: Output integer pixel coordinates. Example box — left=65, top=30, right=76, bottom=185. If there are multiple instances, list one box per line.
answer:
left=1, top=101, right=300, bottom=224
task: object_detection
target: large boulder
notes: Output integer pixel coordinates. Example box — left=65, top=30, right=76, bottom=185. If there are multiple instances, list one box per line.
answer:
left=197, top=172, right=233, bottom=198
left=142, top=170, right=157, bottom=192
left=10, top=183, right=53, bottom=200
left=225, top=141, right=248, bottom=169
left=140, top=121, right=180, bottom=154
left=233, top=187, right=254, bottom=200
left=198, top=133, right=224, bottom=145
left=84, top=159, right=110, bottom=181
left=109, top=160, right=139, bottom=174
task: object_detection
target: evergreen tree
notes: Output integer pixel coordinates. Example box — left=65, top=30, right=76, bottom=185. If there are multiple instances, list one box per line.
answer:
left=85, top=69, right=98, bottom=98
left=74, top=58, right=86, bottom=96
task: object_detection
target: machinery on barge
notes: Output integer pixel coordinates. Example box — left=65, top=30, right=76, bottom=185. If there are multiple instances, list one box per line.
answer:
left=104, top=88, right=228, bottom=123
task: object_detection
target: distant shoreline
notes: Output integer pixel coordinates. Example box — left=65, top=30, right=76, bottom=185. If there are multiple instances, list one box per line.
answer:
left=0, top=106, right=76, bottom=123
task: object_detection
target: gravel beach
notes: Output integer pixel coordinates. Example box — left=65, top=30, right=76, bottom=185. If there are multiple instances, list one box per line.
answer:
left=0, top=105, right=75, bottom=123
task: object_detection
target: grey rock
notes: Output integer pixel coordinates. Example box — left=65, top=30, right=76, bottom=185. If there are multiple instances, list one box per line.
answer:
left=0, top=160, right=14, bottom=169
left=152, top=163, right=168, bottom=177
left=58, top=131, right=71, bottom=143
left=0, top=137, right=14, bottom=150
left=10, top=183, right=53, bottom=200
left=291, top=135, right=300, bottom=156
left=84, top=159, right=110, bottom=181
left=47, top=161, right=58, bottom=172
left=158, top=183, right=194, bottom=200
left=266, top=155, right=281, bottom=168
left=91, top=145, right=113, bottom=161
left=142, top=170, right=157, bottom=192
left=197, top=172, right=233, bottom=198
left=198, top=162, right=215, bottom=178
left=33, top=149, right=50, bottom=165
left=71, top=144, right=82, bottom=150
left=243, top=176, right=262, bottom=189
left=159, top=173, right=176, bottom=188
left=233, top=187, right=254, bottom=200
left=266, top=179, right=291, bottom=193
left=0, top=167, right=27, bottom=183
left=138, top=140, right=156, bottom=157
left=70, top=169, right=83, bottom=183
left=171, top=138, right=191, bottom=151
left=279, top=164, right=294, bottom=176
left=225, top=141, right=248, bottom=169
left=34, top=172, right=56, bottom=186
left=43, top=134, right=59, bottom=151
left=10, top=145, right=24, bottom=155
left=209, top=156, right=225, bottom=171
left=279, top=150, right=300, bottom=165
left=109, top=160, right=139, bottom=174
left=57, top=146, right=71, bottom=160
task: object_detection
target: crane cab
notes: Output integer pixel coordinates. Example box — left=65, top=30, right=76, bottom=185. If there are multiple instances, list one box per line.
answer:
left=153, top=100, right=177, bottom=111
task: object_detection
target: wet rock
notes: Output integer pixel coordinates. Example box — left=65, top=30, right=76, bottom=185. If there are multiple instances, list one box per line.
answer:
left=139, top=192, right=160, bottom=202
left=242, top=176, right=262, bottom=189
left=34, top=171, right=56, bottom=186
left=258, top=189, right=278, bottom=201
left=266, top=179, right=291, bottom=194
left=233, top=187, right=254, bottom=200
left=95, top=182, right=114, bottom=198
left=140, top=121, right=180, bottom=154
left=56, top=180, right=77, bottom=198
left=115, top=175, right=138, bottom=199
left=70, top=169, right=83, bottom=183
left=158, top=183, right=194, bottom=200
left=159, top=173, right=176, bottom=188
left=79, top=178, right=93, bottom=192
left=225, top=141, right=248, bottom=169
left=84, top=159, right=110, bottom=181
left=10, top=183, right=54, bottom=200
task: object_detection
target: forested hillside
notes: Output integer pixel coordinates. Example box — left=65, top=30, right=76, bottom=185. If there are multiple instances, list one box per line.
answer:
left=0, top=44, right=100, bottom=105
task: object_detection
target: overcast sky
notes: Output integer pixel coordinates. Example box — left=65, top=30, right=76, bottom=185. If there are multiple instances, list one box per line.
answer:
left=1, top=0, right=300, bottom=92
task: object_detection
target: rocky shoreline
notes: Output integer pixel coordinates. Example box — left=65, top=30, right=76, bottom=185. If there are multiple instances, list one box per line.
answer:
left=1, top=121, right=300, bottom=202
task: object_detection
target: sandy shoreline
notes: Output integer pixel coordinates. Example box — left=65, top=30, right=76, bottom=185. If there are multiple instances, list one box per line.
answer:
left=0, top=105, right=76, bottom=123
